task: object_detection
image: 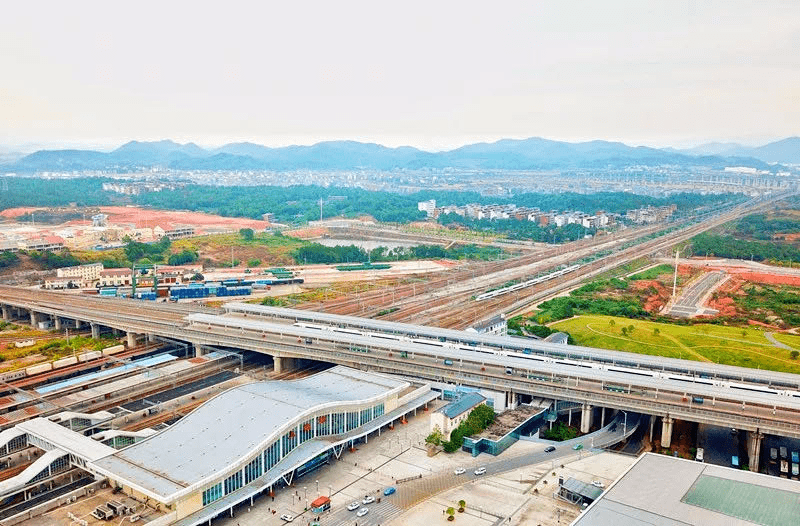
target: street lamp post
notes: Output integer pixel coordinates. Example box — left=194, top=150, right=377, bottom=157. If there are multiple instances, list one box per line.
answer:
left=621, top=411, right=628, bottom=435
left=316, top=480, right=319, bottom=495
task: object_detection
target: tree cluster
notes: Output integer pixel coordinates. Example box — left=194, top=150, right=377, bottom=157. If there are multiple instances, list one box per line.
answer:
left=692, top=232, right=800, bottom=263
left=442, top=404, right=495, bottom=453
left=123, top=236, right=172, bottom=263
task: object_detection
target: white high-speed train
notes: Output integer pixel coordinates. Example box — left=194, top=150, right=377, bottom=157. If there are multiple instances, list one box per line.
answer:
left=475, top=264, right=582, bottom=301
left=294, top=322, right=800, bottom=399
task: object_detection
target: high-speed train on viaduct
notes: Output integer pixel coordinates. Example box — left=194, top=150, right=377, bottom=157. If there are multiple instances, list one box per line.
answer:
left=292, top=321, right=800, bottom=400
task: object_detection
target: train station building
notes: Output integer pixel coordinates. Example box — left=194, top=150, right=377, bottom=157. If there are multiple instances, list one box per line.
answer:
left=0, top=366, right=433, bottom=525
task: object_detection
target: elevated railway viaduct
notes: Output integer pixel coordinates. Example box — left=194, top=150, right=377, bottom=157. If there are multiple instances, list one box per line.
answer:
left=2, top=287, right=800, bottom=470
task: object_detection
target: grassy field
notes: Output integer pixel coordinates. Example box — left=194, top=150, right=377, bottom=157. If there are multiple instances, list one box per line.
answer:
left=551, top=314, right=800, bottom=374
left=172, top=233, right=305, bottom=266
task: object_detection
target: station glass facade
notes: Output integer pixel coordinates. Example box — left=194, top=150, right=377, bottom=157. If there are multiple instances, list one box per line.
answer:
left=199, top=401, right=389, bottom=509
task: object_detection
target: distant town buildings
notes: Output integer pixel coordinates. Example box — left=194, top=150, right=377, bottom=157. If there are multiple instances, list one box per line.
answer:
left=430, top=201, right=614, bottom=230
left=625, top=204, right=677, bottom=224
left=417, top=199, right=436, bottom=218
left=102, top=182, right=185, bottom=195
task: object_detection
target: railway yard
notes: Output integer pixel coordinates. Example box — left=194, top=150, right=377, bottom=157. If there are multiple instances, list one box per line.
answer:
left=293, top=194, right=781, bottom=329
left=0, top=324, right=322, bottom=525
left=0, top=193, right=799, bottom=526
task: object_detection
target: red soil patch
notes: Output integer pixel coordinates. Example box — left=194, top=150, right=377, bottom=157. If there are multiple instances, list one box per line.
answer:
left=747, top=319, right=781, bottom=329
left=96, top=206, right=269, bottom=231
left=435, top=259, right=460, bottom=268
left=284, top=227, right=328, bottom=239
left=730, top=272, right=800, bottom=286
left=707, top=295, right=738, bottom=317
left=0, top=207, right=40, bottom=218
left=631, top=279, right=670, bottom=313
left=774, top=233, right=800, bottom=241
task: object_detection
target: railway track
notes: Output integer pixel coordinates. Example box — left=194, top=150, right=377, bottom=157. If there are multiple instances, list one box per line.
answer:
left=297, top=194, right=787, bottom=328
left=298, top=222, right=667, bottom=317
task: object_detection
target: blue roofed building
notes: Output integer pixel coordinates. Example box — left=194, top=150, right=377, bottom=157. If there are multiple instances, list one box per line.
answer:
left=430, top=392, right=487, bottom=440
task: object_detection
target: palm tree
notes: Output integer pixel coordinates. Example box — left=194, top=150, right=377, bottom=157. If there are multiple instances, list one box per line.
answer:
left=446, top=507, right=455, bottom=521
left=458, top=499, right=466, bottom=512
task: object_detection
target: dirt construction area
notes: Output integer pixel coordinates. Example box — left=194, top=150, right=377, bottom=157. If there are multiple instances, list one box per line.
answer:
left=0, top=205, right=270, bottom=232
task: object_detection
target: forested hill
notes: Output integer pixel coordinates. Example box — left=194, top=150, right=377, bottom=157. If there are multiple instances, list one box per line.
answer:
left=0, top=176, right=742, bottom=225
left=4, top=137, right=782, bottom=172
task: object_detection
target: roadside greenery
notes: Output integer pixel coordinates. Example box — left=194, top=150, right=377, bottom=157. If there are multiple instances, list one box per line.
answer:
left=535, top=281, right=648, bottom=323
left=541, top=421, right=579, bottom=441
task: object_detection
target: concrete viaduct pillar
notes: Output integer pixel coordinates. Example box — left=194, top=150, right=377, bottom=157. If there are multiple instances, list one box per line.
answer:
left=1, top=305, right=9, bottom=321
left=661, top=416, right=674, bottom=449
left=580, top=403, right=594, bottom=434
left=126, top=332, right=139, bottom=348
left=90, top=323, right=100, bottom=340
left=29, top=310, right=38, bottom=327
left=75, top=319, right=83, bottom=330
left=747, top=431, right=764, bottom=472
left=54, top=317, right=62, bottom=330
left=506, top=390, right=517, bottom=410
left=273, top=356, right=295, bottom=374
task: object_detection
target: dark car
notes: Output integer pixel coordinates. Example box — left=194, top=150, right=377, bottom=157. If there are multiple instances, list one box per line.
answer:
left=610, top=423, right=617, bottom=432
left=544, top=446, right=556, bottom=453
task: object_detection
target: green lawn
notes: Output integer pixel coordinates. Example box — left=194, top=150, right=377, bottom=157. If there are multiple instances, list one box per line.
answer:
left=551, top=315, right=800, bottom=374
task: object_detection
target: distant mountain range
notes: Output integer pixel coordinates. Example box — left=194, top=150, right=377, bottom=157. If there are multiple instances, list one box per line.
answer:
left=677, top=137, right=800, bottom=164
left=2, top=137, right=797, bottom=173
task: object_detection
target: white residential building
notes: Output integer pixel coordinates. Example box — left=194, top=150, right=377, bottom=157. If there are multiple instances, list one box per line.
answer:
left=56, top=262, right=104, bottom=283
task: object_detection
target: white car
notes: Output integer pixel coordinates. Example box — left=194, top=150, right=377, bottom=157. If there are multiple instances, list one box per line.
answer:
left=362, top=495, right=375, bottom=505
left=347, top=501, right=361, bottom=511
left=280, top=514, right=294, bottom=522
left=454, top=467, right=466, bottom=475
left=357, top=507, right=369, bottom=517
left=474, top=467, right=487, bottom=475
left=591, top=480, right=604, bottom=488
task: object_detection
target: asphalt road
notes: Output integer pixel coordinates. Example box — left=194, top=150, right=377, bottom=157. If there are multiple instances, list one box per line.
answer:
left=315, top=416, right=639, bottom=526
left=697, top=423, right=741, bottom=467
left=669, top=271, right=725, bottom=318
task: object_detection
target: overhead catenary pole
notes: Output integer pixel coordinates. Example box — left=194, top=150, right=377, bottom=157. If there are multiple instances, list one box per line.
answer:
left=672, top=248, right=679, bottom=300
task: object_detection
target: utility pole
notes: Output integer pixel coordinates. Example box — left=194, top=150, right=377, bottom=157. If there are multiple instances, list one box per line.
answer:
left=672, top=248, right=679, bottom=301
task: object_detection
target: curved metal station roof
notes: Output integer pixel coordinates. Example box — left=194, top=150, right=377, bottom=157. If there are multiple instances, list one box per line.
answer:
left=90, top=366, right=407, bottom=501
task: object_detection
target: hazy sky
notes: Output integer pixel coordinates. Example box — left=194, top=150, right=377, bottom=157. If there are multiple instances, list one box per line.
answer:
left=1, top=0, right=798, bottom=151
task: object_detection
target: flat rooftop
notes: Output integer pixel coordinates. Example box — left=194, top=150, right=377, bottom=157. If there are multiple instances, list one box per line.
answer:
left=90, top=366, right=408, bottom=502
left=572, top=453, right=800, bottom=526
left=474, top=404, right=542, bottom=441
